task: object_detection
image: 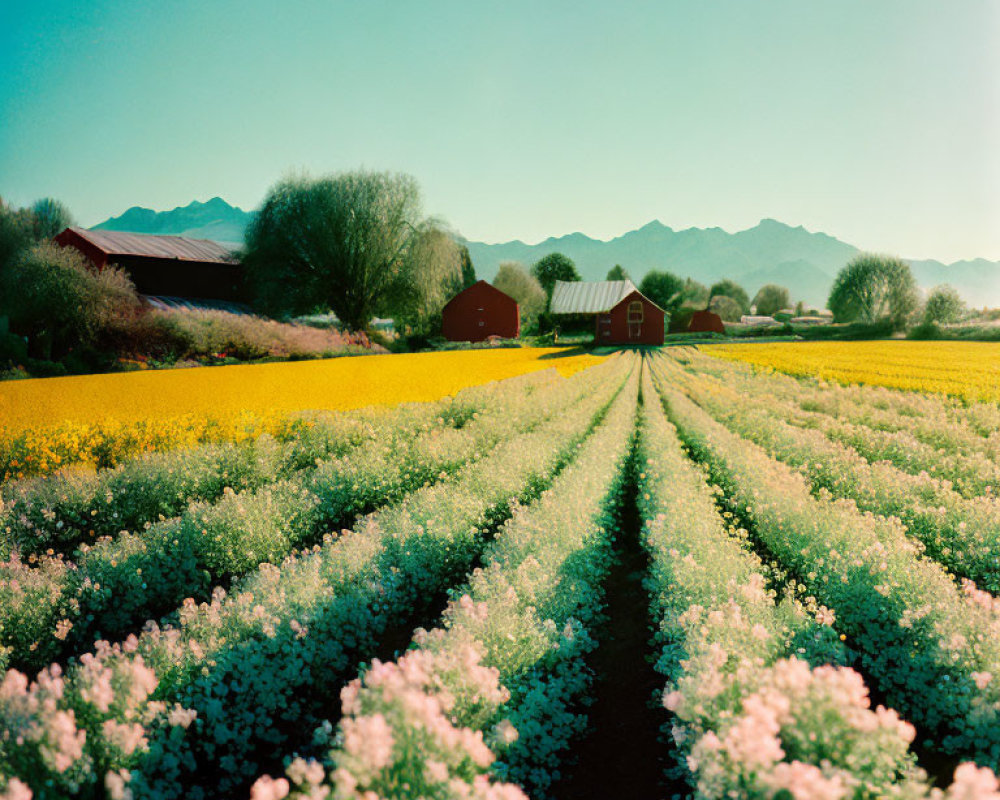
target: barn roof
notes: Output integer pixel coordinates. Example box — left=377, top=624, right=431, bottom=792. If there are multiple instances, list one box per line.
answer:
left=549, top=280, right=638, bottom=314
left=442, top=280, right=517, bottom=310
left=64, top=227, right=236, bottom=263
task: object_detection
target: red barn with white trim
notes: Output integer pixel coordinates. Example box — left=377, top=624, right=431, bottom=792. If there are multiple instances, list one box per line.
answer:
left=550, top=280, right=665, bottom=345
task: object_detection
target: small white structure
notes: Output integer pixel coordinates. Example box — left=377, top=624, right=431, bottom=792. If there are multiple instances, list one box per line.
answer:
left=740, top=315, right=780, bottom=326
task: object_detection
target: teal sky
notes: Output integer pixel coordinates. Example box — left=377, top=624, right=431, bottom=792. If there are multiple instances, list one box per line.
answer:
left=1, top=0, right=998, bottom=262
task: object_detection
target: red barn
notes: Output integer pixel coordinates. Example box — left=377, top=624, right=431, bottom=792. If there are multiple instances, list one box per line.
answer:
left=550, top=280, right=665, bottom=345
left=442, top=280, right=520, bottom=342
left=688, top=309, right=726, bottom=334
left=54, top=227, right=242, bottom=302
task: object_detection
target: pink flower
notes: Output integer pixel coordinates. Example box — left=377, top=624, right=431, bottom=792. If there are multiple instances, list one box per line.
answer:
left=342, top=714, right=395, bottom=770
left=947, top=763, right=1000, bottom=800
left=249, top=775, right=290, bottom=800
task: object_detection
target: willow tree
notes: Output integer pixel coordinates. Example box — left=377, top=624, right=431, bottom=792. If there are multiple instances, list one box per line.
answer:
left=828, top=253, right=918, bottom=329
left=243, top=171, right=457, bottom=332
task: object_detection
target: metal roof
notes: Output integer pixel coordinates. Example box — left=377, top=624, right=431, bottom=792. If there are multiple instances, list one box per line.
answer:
left=69, top=227, right=236, bottom=263
left=143, top=295, right=254, bottom=315
left=549, top=280, right=637, bottom=314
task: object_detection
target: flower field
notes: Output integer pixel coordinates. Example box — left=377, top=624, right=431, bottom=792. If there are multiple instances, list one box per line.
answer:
left=5, top=346, right=1000, bottom=800
left=702, top=341, right=1000, bottom=402
left=0, top=348, right=604, bottom=482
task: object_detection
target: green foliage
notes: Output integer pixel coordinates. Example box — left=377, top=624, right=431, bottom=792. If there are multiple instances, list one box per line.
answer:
left=751, top=283, right=790, bottom=316
left=29, top=198, right=74, bottom=241
left=708, top=294, right=743, bottom=322
left=458, top=244, right=476, bottom=289
left=386, top=226, right=464, bottom=336
left=0, top=198, right=34, bottom=275
left=606, top=264, right=629, bottom=281
left=681, top=278, right=710, bottom=309
left=923, top=284, right=965, bottom=325
left=639, top=270, right=684, bottom=312
left=242, top=171, right=457, bottom=332
left=494, top=261, right=546, bottom=333
left=0, top=243, right=139, bottom=360
left=828, top=253, right=918, bottom=330
left=708, top=279, right=750, bottom=314
left=531, top=252, right=580, bottom=302
left=667, top=307, right=696, bottom=333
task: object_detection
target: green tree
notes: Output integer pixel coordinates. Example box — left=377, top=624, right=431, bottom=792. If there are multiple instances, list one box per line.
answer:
left=242, top=170, right=454, bottom=332
left=0, top=243, right=139, bottom=359
left=923, top=284, right=965, bottom=325
left=606, top=264, right=630, bottom=282
left=0, top=198, right=34, bottom=275
left=386, top=227, right=463, bottom=334
left=827, top=253, right=918, bottom=329
left=30, top=197, right=75, bottom=241
left=531, top=253, right=580, bottom=302
left=458, top=245, right=476, bottom=289
left=681, top=278, right=710, bottom=309
left=639, top=270, right=685, bottom=312
left=494, top=261, right=546, bottom=333
left=709, top=294, right=743, bottom=322
left=751, top=284, right=790, bottom=316
left=709, top=279, right=750, bottom=315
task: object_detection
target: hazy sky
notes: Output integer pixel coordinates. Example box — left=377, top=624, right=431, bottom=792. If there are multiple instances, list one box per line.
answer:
left=1, top=0, right=998, bottom=262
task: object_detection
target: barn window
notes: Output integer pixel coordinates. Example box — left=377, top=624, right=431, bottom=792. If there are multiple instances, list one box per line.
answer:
left=628, top=301, right=643, bottom=339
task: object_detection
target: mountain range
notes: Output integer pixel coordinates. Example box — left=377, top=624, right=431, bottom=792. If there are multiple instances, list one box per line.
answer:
left=91, top=198, right=1000, bottom=308
left=92, top=197, right=250, bottom=246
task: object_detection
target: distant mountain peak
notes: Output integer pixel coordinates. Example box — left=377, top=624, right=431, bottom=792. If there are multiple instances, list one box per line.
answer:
left=92, top=197, right=253, bottom=243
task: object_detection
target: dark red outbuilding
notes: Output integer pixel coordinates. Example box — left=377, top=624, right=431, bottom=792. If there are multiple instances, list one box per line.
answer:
left=594, top=290, right=665, bottom=345
left=688, top=309, right=727, bottom=334
left=442, top=280, right=520, bottom=342
left=54, top=227, right=243, bottom=302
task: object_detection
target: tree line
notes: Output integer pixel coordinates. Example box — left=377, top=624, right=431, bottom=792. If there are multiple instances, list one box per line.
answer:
left=0, top=169, right=971, bottom=373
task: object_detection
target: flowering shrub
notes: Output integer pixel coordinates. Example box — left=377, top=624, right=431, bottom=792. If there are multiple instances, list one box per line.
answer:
left=651, top=354, right=1000, bottom=769
left=0, top=638, right=197, bottom=800
left=256, top=357, right=639, bottom=800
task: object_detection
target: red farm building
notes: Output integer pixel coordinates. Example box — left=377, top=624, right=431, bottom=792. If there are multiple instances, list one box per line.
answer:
left=54, top=227, right=243, bottom=303
left=688, top=309, right=726, bottom=334
left=549, top=280, right=665, bottom=345
left=441, top=280, right=520, bottom=342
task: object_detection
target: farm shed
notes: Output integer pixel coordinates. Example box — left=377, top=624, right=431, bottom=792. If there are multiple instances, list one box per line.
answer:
left=54, top=227, right=243, bottom=302
left=688, top=309, right=726, bottom=334
left=441, top=280, right=520, bottom=342
left=550, top=280, right=665, bottom=345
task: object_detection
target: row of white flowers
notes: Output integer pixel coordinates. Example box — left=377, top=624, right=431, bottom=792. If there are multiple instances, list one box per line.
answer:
left=638, top=365, right=1000, bottom=799
left=689, top=347, right=1000, bottom=449
left=251, top=356, right=640, bottom=800
left=0, top=370, right=567, bottom=562
left=0, top=400, right=450, bottom=560
left=1, top=366, right=608, bottom=673
left=0, top=356, right=631, bottom=800
left=682, top=348, right=1000, bottom=497
left=649, top=353, right=1000, bottom=771
left=664, top=354, right=1000, bottom=594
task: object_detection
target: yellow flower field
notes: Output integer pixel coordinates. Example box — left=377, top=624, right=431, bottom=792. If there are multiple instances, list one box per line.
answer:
left=0, top=348, right=604, bottom=481
left=701, top=341, right=1000, bottom=402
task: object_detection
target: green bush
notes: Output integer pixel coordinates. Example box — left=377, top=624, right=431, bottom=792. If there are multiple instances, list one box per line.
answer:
left=0, top=243, right=140, bottom=361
